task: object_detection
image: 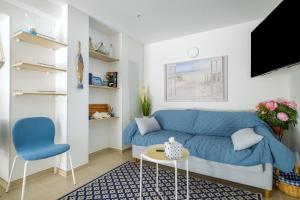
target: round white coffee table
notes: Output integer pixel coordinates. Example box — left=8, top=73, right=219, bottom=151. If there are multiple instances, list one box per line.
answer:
left=139, top=144, right=189, bottom=200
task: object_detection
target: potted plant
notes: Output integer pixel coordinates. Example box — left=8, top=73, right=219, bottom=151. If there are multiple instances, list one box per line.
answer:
left=256, top=100, right=298, bottom=140
left=139, top=86, right=151, bottom=117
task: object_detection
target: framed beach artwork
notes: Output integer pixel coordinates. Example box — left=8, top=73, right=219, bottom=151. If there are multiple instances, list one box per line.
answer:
left=165, top=56, right=228, bottom=102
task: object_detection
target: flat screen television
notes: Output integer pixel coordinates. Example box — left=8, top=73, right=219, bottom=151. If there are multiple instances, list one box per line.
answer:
left=251, top=0, right=300, bottom=77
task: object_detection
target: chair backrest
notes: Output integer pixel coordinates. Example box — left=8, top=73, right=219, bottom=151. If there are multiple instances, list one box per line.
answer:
left=12, top=117, right=55, bottom=153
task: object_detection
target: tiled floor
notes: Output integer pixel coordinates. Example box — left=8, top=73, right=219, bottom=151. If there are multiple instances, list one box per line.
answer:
left=0, top=148, right=297, bottom=200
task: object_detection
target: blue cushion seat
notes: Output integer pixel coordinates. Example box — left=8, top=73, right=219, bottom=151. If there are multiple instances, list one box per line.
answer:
left=12, top=117, right=70, bottom=161
left=18, top=144, right=70, bottom=161
left=184, top=135, right=269, bottom=166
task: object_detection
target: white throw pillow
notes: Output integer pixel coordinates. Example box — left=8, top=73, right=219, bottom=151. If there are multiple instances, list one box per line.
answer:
left=135, top=117, right=161, bottom=135
left=231, top=128, right=263, bottom=151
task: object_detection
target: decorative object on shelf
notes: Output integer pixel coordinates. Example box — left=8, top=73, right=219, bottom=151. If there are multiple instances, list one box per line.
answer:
left=274, top=165, right=300, bottom=198
left=108, top=105, right=114, bottom=117
left=165, top=56, right=228, bottom=102
left=139, top=86, right=151, bottom=116
left=89, top=37, right=94, bottom=50
left=187, top=47, right=199, bottom=58
left=92, top=112, right=111, bottom=120
left=23, top=26, right=37, bottom=35
left=0, top=33, right=5, bottom=68
left=23, top=13, right=37, bottom=35
left=89, top=104, right=109, bottom=119
left=89, top=73, right=93, bottom=85
left=256, top=99, right=298, bottom=141
left=102, top=80, right=108, bottom=86
left=106, top=72, right=118, bottom=87
left=95, top=42, right=109, bottom=55
left=92, top=76, right=102, bottom=86
left=76, top=41, right=84, bottom=89
left=108, top=44, right=113, bottom=57
left=164, top=137, right=183, bottom=160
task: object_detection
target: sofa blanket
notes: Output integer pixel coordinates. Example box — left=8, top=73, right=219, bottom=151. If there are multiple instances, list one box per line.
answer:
left=123, top=110, right=295, bottom=172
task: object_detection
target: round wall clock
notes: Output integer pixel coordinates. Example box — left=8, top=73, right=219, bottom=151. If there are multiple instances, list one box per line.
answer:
left=187, top=47, right=199, bottom=58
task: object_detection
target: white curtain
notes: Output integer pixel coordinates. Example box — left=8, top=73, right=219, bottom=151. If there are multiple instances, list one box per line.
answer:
left=0, top=33, right=5, bottom=68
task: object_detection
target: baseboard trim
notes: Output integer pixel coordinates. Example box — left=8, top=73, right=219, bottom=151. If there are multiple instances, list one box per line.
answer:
left=0, top=167, right=54, bottom=190
left=56, top=163, right=89, bottom=177
left=0, top=147, right=126, bottom=189
left=0, top=160, right=90, bottom=189
left=89, top=147, right=129, bottom=158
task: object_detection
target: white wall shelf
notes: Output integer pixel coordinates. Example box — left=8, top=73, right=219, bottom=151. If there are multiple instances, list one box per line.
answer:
left=13, top=90, right=67, bottom=96
left=89, top=85, right=119, bottom=90
left=12, top=62, right=67, bottom=73
left=12, top=31, right=67, bottom=50
left=89, top=50, right=119, bottom=62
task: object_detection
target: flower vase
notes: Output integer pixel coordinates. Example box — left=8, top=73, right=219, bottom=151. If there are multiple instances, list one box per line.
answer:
left=271, top=126, right=284, bottom=141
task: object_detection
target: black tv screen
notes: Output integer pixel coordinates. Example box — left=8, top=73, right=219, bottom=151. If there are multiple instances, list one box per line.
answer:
left=251, top=0, right=300, bottom=77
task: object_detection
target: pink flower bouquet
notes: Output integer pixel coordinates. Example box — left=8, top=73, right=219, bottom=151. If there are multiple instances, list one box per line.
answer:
left=256, top=100, right=298, bottom=130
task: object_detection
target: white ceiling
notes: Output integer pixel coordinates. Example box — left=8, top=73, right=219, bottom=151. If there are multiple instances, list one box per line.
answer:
left=59, top=0, right=282, bottom=43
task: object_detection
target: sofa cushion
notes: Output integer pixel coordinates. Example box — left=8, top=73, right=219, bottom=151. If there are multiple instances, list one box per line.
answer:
left=153, top=110, right=197, bottom=134
left=191, top=111, right=262, bottom=136
left=131, top=130, right=193, bottom=147
left=135, top=117, right=161, bottom=135
left=231, top=128, right=263, bottom=151
left=184, top=135, right=264, bottom=166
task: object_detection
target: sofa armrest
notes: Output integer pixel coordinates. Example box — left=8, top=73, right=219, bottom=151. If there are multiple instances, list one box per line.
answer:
left=123, top=121, right=139, bottom=145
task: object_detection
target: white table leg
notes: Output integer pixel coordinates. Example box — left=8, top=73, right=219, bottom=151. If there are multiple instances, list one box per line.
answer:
left=156, top=162, right=159, bottom=192
left=186, top=159, right=189, bottom=200
left=139, top=155, right=143, bottom=200
left=174, top=160, right=178, bottom=200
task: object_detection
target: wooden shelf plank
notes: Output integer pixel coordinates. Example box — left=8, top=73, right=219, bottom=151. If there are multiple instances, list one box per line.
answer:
left=89, top=50, right=119, bottom=62
left=12, top=31, right=67, bottom=50
left=89, top=117, right=119, bottom=121
left=89, top=85, right=119, bottom=90
left=12, top=62, right=67, bottom=73
left=13, top=90, right=67, bottom=96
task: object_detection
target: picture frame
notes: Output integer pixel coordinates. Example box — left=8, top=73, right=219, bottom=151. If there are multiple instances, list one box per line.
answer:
left=165, top=56, right=228, bottom=102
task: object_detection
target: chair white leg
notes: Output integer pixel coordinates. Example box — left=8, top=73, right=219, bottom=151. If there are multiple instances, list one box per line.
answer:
left=21, top=161, right=28, bottom=200
left=54, top=154, right=62, bottom=174
left=6, top=156, right=18, bottom=193
left=68, top=151, right=76, bottom=185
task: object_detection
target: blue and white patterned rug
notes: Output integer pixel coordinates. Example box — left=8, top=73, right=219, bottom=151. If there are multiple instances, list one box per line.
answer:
left=58, top=162, right=262, bottom=200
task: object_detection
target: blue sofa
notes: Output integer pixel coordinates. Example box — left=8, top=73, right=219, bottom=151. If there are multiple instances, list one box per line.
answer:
left=123, top=109, right=295, bottom=191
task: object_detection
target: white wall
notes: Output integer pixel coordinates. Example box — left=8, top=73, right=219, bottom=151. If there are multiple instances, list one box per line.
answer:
left=288, top=65, right=300, bottom=164
left=0, top=0, right=66, bottom=181
left=122, top=35, right=144, bottom=126
left=144, top=19, right=300, bottom=165
left=119, top=34, right=144, bottom=149
left=144, top=20, right=290, bottom=112
left=66, top=6, right=89, bottom=168
left=0, top=15, right=10, bottom=181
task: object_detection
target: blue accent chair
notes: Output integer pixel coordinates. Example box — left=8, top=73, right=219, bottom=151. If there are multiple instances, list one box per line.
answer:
left=6, top=117, right=76, bottom=200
